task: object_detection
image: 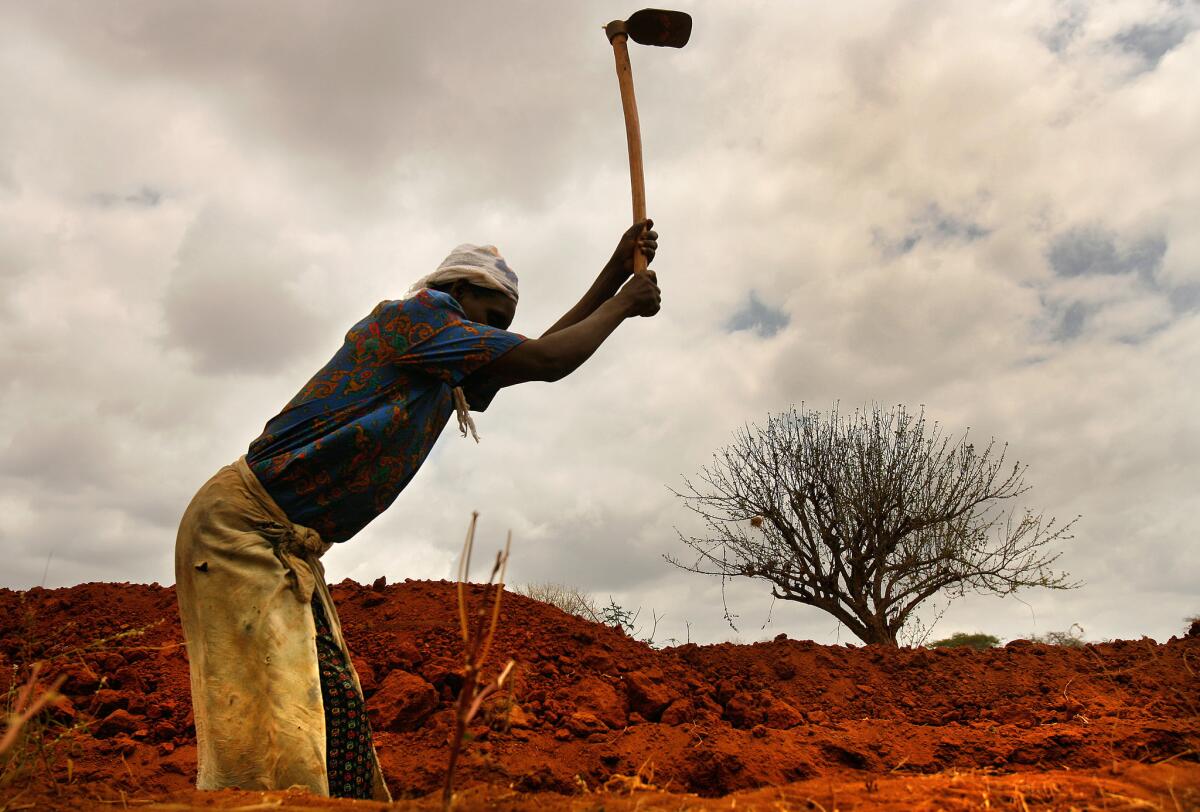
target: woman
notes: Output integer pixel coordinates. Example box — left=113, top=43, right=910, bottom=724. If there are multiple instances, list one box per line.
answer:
left=174, top=221, right=660, bottom=799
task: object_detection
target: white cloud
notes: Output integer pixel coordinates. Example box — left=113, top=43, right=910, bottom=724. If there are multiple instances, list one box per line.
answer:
left=1, top=1, right=1197, bottom=647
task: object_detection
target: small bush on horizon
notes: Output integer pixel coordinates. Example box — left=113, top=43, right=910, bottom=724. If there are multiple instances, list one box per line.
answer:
left=514, top=582, right=599, bottom=623
left=1030, top=623, right=1086, bottom=647
left=515, top=584, right=669, bottom=646
left=598, top=598, right=668, bottom=647
left=600, top=598, right=639, bottom=636
left=928, top=632, right=1000, bottom=650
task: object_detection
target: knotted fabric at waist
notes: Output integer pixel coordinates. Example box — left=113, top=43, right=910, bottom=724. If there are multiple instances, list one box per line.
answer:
left=234, top=456, right=332, bottom=603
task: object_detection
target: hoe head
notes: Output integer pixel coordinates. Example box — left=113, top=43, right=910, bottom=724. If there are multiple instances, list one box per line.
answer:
left=606, top=8, right=692, bottom=48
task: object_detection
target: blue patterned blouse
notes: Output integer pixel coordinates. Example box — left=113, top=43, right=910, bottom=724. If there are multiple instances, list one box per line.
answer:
left=247, top=289, right=526, bottom=542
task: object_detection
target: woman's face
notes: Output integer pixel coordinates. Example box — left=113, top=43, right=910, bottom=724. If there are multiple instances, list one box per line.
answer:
left=452, top=283, right=516, bottom=330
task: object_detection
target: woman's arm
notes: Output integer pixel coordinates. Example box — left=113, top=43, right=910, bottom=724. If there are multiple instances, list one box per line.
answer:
left=473, top=271, right=661, bottom=387
left=541, top=219, right=657, bottom=337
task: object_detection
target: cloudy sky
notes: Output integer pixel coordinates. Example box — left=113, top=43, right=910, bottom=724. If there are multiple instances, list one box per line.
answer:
left=2, top=0, right=1197, bottom=646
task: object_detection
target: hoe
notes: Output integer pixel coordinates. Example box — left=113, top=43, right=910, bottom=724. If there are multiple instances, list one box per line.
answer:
left=604, top=8, right=692, bottom=277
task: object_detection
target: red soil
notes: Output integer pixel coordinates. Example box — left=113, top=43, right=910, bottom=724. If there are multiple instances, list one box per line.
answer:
left=2, top=579, right=1198, bottom=810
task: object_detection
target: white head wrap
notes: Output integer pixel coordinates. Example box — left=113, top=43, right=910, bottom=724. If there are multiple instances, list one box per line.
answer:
left=409, top=243, right=519, bottom=304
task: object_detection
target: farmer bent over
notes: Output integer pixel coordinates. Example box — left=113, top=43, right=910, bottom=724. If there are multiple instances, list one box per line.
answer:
left=174, top=222, right=660, bottom=800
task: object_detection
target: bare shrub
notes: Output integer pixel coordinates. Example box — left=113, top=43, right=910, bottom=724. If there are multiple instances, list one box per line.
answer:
left=515, top=582, right=599, bottom=622
left=1031, top=623, right=1086, bottom=647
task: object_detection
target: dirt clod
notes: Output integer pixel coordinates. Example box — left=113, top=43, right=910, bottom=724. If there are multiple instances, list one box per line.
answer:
left=367, top=670, right=439, bottom=732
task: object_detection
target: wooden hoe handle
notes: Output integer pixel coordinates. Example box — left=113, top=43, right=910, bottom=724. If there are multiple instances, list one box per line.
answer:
left=609, top=33, right=650, bottom=278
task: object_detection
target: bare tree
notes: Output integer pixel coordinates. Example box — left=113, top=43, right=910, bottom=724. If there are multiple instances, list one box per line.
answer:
left=667, top=405, right=1079, bottom=646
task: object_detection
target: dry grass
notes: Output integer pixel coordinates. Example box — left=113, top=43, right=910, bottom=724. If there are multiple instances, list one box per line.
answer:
left=442, top=513, right=516, bottom=812
left=1, top=593, right=166, bottom=804
left=1, top=663, right=65, bottom=759
left=514, top=582, right=600, bottom=623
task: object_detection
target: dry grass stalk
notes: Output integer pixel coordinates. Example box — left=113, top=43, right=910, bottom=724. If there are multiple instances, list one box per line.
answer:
left=1, top=663, right=66, bottom=758
left=603, top=758, right=658, bottom=794
left=442, top=512, right=514, bottom=812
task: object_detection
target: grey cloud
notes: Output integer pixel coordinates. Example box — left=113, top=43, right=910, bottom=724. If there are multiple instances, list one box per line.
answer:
left=0, top=232, right=30, bottom=283
left=113, top=493, right=186, bottom=534
left=10, top=2, right=619, bottom=214
left=512, top=514, right=672, bottom=596
left=1112, top=19, right=1193, bottom=70
left=1, top=425, right=118, bottom=492
left=1041, top=226, right=1195, bottom=340
left=1168, top=284, right=1200, bottom=313
left=1053, top=300, right=1089, bottom=341
left=163, top=209, right=328, bottom=374
left=841, top=1, right=945, bottom=106
left=928, top=212, right=989, bottom=242
left=726, top=291, right=790, bottom=338
left=1047, top=226, right=1166, bottom=280
left=873, top=230, right=922, bottom=259
left=89, top=186, right=164, bottom=209
left=163, top=275, right=322, bottom=375
left=1041, top=3, right=1087, bottom=55
left=12, top=3, right=432, bottom=166
left=0, top=394, right=223, bottom=575
left=0, top=490, right=176, bottom=585
left=1039, top=290, right=1166, bottom=346
left=874, top=204, right=990, bottom=259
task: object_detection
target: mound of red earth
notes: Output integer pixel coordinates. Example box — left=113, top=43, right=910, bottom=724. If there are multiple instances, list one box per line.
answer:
left=1, top=580, right=1198, bottom=808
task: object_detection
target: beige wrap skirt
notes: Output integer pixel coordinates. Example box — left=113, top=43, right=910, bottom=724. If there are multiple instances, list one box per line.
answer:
left=174, top=457, right=390, bottom=801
